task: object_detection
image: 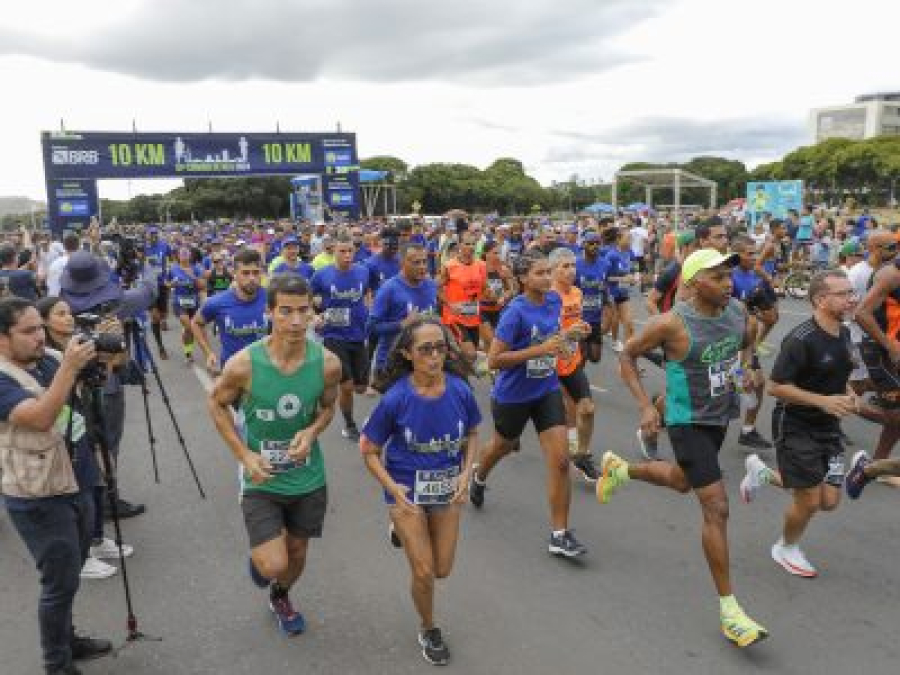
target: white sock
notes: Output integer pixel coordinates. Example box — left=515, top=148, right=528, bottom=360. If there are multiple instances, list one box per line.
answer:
left=567, top=428, right=577, bottom=443
left=552, top=529, right=567, bottom=538
left=742, top=425, right=754, bottom=434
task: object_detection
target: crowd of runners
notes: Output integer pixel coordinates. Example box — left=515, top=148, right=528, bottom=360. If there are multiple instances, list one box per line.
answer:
left=4, top=206, right=900, bottom=671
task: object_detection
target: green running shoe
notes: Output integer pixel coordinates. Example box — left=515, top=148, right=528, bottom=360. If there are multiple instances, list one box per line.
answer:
left=596, top=452, right=629, bottom=504
left=721, top=605, right=768, bottom=648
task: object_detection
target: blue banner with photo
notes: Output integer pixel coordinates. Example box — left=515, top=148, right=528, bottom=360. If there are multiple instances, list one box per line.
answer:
left=746, top=180, right=803, bottom=223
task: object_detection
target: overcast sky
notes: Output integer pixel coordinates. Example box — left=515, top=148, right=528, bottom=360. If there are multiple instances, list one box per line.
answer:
left=1, top=0, right=898, bottom=202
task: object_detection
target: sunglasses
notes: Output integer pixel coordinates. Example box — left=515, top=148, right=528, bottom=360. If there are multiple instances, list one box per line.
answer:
left=414, top=341, right=448, bottom=357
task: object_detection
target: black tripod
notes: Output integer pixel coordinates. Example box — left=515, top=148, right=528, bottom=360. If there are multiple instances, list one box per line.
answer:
left=71, top=371, right=158, bottom=643
left=123, top=318, right=206, bottom=499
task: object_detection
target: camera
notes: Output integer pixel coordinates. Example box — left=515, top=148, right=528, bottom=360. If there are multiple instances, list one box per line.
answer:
left=74, top=313, right=126, bottom=354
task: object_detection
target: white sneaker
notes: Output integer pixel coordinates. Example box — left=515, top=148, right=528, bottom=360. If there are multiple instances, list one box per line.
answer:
left=80, top=556, right=118, bottom=580
left=771, top=539, right=818, bottom=578
left=611, top=340, right=624, bottom=353
left=90, top=537, right=134, bottom=559
left=739, top=454, right=772, bottom=504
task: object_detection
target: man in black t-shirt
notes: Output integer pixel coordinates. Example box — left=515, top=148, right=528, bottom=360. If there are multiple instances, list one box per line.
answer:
left=739, top=270, right=875, bottom=578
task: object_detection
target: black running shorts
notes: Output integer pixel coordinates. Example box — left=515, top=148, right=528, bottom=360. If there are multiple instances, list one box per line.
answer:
left=559, top=364, right=591, bottom=403
left=667, top=424, right=727, bottom=490
left=491, top=390, right=566, bottom=440
left=240, top=486, right=327, bottom=548
left=324, top=338, right=369, bottom=386
left=774, top=413, right=843, bottom=489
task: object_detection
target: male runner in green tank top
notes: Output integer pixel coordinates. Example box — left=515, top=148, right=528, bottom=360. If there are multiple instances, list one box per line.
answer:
left=596, top=249, right=769, bottom=648
left=209, top=274, right=341, bottom=636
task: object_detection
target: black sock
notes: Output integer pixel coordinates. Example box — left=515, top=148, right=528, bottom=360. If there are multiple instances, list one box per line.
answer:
left=342, top=410, right=355, bottom=428
left=270, top=582, right=288, bottom=600
left=151, top=322, right=164, bottom=350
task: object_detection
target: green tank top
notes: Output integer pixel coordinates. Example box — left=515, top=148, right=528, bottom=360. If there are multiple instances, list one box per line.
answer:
left=664, top=298, right=745, bottom=427
left=241, top=338, right=326, bottom=496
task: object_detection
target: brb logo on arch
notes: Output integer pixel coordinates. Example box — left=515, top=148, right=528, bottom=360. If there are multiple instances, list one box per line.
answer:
left=51, top=148, right=99, bottom=165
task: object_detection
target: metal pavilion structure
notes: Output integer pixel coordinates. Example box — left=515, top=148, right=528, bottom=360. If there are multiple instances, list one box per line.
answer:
left=612, top=168, right=717, bottom=221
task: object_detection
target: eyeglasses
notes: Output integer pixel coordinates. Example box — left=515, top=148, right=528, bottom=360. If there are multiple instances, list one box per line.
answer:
left=825, top=290, right=857, bottom=298
left=414, top=341, right=448, bottom=356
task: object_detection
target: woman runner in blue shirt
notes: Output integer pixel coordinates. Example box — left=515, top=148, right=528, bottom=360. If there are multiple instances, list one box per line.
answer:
left=361, top=317, right=480, bottom=667
left=469, top=251, right=588, bottom=558
left=167, top=247, right=206, bottom=363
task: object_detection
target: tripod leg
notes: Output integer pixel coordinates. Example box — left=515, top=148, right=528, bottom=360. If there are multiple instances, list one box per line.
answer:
left=129, top=322, right=161, bottom=483
left=137, top=331, right=207, bottom=499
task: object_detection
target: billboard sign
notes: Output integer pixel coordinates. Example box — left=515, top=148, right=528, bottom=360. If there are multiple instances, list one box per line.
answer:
left=745, top=180, right=803, bottom=223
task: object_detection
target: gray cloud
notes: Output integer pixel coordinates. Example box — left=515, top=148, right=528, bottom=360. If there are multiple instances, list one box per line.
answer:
left=549, top=116, right=806, bottom=162
left=0, top=0, right=665, bottom=85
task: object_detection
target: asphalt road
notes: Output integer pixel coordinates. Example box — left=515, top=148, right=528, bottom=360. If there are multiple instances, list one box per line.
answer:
left=2, top=298, right=899, bottom=675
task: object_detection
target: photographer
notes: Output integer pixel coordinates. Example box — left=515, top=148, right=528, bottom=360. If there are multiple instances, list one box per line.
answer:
left=37, top=296, right=135, bottom=580
left=0, top=297, right=112, bottom=674
left=60, top=251, right=158, bottom=520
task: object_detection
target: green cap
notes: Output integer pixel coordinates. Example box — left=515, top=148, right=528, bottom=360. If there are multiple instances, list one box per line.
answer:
left=681, top=248, right=740, bottom=283
left=676, top=229, right=696, bottom=247
left=840, top=241, right=863, bottom=256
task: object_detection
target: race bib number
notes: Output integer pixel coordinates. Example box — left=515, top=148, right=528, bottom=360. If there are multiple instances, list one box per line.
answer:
left=259, top=440, right=308, bottom=474
left=583, top=295, right=602, bottom=310
left=324, top=307, right=351, bottom=327
left=708, top=357, right=739, bottom=397
left=177, top=296, right=196, bottom=309
left=526, top=355, right=556, bottom=379
left=413, top=465, right=460, bottom=505
left=457, top=301, right=479, bottom=317
left=53, top=405, right=86, bottom=443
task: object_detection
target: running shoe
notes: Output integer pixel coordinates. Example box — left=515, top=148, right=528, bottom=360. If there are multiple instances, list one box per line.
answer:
left=771, top=539, right=818, bottom=578
left=739, top=454, right=774, bottom=504
left=341, top=423, right=361, bottom=442
left=636, top=429, right=659, bottom=461
left=269, top=594, right=306, bottom=635
left=720, top=605, right=769, bottom=648
left=418, top=627, right=450, bottom=666
left=469, top=465, right=486, bottom=508
left=738, top=428, right=772, bottom=450
left=572, top=454, right=600, bottom=482
left=548, top=529, right=588, bottom=558
left=845, top=450, right=871, bottom=500
left=596, top=452, right=629, bottom=504
left=388, top=522, right=402, bottom=549
left=89, top=537, right=134, bottom=560
left=248, top=557, right=270, bottom=589
left=80, top=557, right=117, bottom=580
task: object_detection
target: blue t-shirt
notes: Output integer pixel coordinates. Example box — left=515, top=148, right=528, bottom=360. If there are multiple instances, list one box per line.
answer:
left=271, top=260, right=314, bottom=281
left=0, top=355, right=99, bottom=510
left=353, top=246, right=373, bottom=265
left=575, top=255, right=609, bottom=324
left=491, top=293, right=562, bottom=404
left=604, top=248, right=632, bottom=299
left=266, top=240, right=284, bottom=264
left=797, top=215, right=814, bottom=241
left=199, top=288, right=268, bottom=364
left=362, top=374, right=481, bottom=505
left=366, top=253, right=401, bottom=293
left=167, top=263, right=204, bottom=310
left=311, top=264, right=371, bottom=343
left=369, top=276, right=438, bottom=367
left=145, top=241, right=171, bottom=272
left=731, top=267, right=764, bottom=301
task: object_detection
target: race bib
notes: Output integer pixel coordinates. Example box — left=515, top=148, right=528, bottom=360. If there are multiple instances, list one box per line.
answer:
left=413, top=465, right=460, bottom=505
left=457, top=301, right=479, bottom=317
left=526, top=355, right=556, bottom=379
left=324, top=307, right=351, bottom=327
left=177, top=296, right=196, bottom=309
left=259, top=440, right=308, bottom=474
left=708, top=357, right=739, bottom=397
left=53, top=405, right=86, bottom=443
left=583, top=295, right=602, bottom=310
left=487, top=279, right=504, bottom=296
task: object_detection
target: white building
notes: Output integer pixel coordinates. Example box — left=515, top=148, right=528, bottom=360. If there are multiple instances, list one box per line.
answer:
left=809, top=92, right=900, bottom=142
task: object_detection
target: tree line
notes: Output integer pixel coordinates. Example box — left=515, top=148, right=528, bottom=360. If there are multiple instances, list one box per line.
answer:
left=68, top=135, right=900, bottom=223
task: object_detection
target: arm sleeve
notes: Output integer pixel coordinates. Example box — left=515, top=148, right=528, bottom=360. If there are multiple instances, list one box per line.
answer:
left=199, top=294, right=218, bottom=323
left=494, top=304, right=519, bottom=345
